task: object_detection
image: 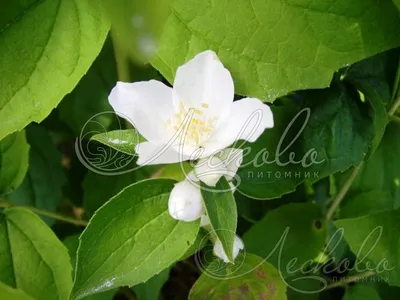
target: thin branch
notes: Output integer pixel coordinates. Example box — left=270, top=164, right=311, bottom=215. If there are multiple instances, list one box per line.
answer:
left=111, top=30, right=131, bottom=82
left=326, top=162, right=364, bottom=221
left=390, top=115, right=400, bottom=124
left=388, top=95, right=400, bottom=117
left=0, top=200, right=88, bottom=227
left=325, top=271, right=376, bottom=290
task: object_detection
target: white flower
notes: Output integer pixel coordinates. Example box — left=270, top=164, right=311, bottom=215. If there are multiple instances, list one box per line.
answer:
left=168, top=180, right=203, bottom=222
left=109, top=50, right=274, bottom=165
left=213, top=235, right=244, bottom=263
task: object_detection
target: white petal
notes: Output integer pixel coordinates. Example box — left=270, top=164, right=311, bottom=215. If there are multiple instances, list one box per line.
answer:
left=200, top=215, right=211, bottom=227
left=217, top=148, right=243, bottom=181
left=173, top=50, right=234, bottom=120
left=194, top=156, right=227, bottom=187
left=203, top=98, right=274, bottom=153
left=109, top=81, right=174, bottom=144
left=213, top=235, right=244, bottom=263
left=135, top=142, right=190, bottom=165
left=168, top=180, right=204, bottom=222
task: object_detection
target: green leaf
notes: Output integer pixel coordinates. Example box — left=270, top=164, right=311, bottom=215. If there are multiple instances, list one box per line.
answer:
left=299, top=83, right=375, bottom=180
left=343, top=284, right=381, bottom=300
left=63, top=235, right=117, bottom=300
left=286, top=274, right=321, bottom=300
left=101, top=0, right=172, bottom=63
left=189, top=253, right=287, bottom=299
left=335, top=210, right=400, bottom=286
left=180, top=228, right=208, bottom=260
left=200, top=177, right=237, bottom=262
left=0, top=131, right=29, bottom=194
left=7, top=125, right=66, bottom=225
left=337, top=123, right=400, bottom=218
left=83, top=167, right=150, bottom=217
left=393, top=0, right=400, bottom=12
left=71, top=179, right=200, bottom=299
left=0, top=0, right=110, bottom=140
left=58, top=38, right=117, bottom=136
left=237, top=103, right=304, bottom=200
left=132, top=267, right=171, bottom=300
left=0, top=207, right=73, bottom=300
left=91, top=129, right=143, bottom=156
left=243, top=203, right=326, bottom=277
left=0, top=282, right=34, bottom=300
left=153, top=0, right=400, bottom=101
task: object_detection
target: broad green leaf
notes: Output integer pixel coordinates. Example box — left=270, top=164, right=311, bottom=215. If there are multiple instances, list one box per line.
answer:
left=153, top=0, right=400, bottom=101
left=335, top=210, right=400, bottom=286
left=343, top=284, right=381, bottom=300
left=0, top=207, right=73, bottom=300
left=0, top=131, right=29, bottom=194
left=236, top=187, right=306, bottom=223
left=286, top=275, right=321, bottom=300
left=336, top=123, right=400, bottom=218
left=63, top=235, right=117, bottom=300
left=0, top=282, right=34, bottom=300
left=237, top=103, right=304, bottom=200
left=180, top=228, right=208, bottom=260
left=0, top=0, right=109, bottom=140
left=189, top=253, right=287, bottom=299
left=200, top=177, right=237, bottom=262
left=83, top=167, right=150, bottom=217
left=343, top=48, right=399, bottom=106
left=299, top=83, right=375, bottom=180
left=71, top=179, right=200, bottom=299
left=7, top=125, right=66, bottom=225
left=132, top=267, right=171, bottom=300
left=91, top=129, right=143, bottom=156
left=243, top=203, right=326, bottom=277
left=58, top=38, right=117, bottom=136
left=393, top=0, right=400, bottom=12
left=101, top=0, right=172, bottom=63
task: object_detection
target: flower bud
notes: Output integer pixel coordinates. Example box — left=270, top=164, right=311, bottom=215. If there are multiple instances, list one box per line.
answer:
left=213, top=235, right=244, bottom=263
left=168, top=180, right=204, bottom=222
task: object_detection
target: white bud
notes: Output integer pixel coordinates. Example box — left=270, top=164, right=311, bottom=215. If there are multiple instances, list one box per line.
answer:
left=168, top=180, right=204, bottom=222
left=200, top=215, right=211, bottom=227
left=194, top=156, right=227, bottom=186
left=213, top=235, right=244, bottom=263
left=218, top=148, right=243, bottom=181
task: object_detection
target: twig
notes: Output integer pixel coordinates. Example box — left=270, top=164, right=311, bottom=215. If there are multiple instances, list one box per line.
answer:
left=0, top=200, right=88, bottom=227
left=326, top=162, right=364, bottom=221
left=325, top=271, right=376, bottom=290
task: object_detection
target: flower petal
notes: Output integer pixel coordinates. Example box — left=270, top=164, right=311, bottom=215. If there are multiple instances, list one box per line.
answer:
left=168, top=180, right=204, bottom=222
left=173, top=50, right=234, bottom=120
left=135, top=142, right=190, bottom=165
left=109, top=81, right=174, bottom=144
left=194, top=156, right=227, bottom=187
left=217, top=148, right=243, bottom=181
left=203, top=98, right=274, bottom=153
left=213, top=235, right=244, bottom=263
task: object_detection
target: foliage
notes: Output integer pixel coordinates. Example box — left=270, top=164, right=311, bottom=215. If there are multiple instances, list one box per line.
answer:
left=1, top=1, right=400, bottom=300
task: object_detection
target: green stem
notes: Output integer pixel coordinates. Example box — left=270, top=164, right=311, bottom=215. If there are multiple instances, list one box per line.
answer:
left=111, top=30, right=131, bottom=82
left=325, top=271, right=376, bottom=290
left=391, top=57, right=400, bottom=101
left=388, top=95, right=400, bottom=117
left=326, top=162, right=364, bottom=221
left=390, top=115, right=400, bottom=124
left=0, top=200, right=88, bottom=227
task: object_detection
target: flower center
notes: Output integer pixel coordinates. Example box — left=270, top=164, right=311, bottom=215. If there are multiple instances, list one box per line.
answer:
left=165, top=101, right=218, bottom=146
